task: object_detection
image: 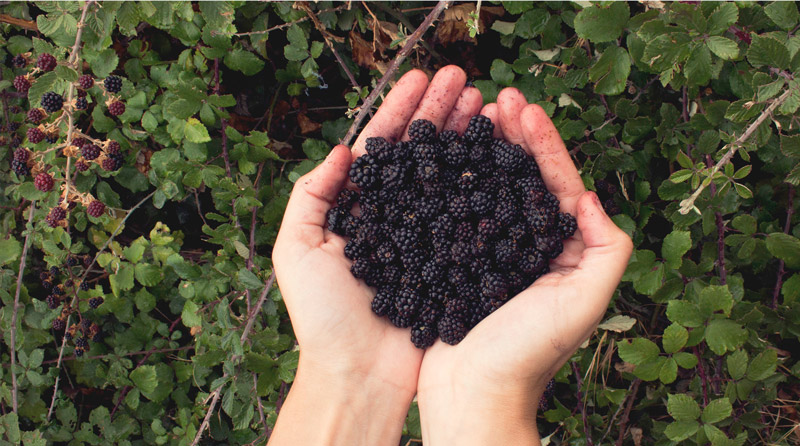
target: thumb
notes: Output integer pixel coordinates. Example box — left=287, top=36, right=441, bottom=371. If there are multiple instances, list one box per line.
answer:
left=277, top=145, right=352, bottom=248
left=569, top=191, right=634, bottom=313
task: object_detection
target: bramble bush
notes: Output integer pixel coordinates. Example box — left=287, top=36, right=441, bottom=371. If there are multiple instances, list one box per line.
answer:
left=0, top=1, right=798, bottom=445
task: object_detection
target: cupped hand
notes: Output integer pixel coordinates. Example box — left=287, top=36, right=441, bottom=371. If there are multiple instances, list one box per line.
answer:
left=417, top=89, right=634, bottom=444
left=272, top=66, right=484, bottom=399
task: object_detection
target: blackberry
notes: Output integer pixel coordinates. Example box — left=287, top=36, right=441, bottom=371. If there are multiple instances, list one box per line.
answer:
left=463, top=115, right=494, bottom=145
left=108, top=101, right=125, bottom=116
left=52, top=318, right=66, bottom=331
left=408, top=119, right=436, bottom=142
left=365, top=137, right=393, bottom=163
left=393, top=227, right=420, bottom=252
left=77, top=89, right=87, bottom=98
left=526, top=208, right=554, bottom=234
left=429, top=213, right=454, bottom=239
left=74, top=347, right=85, bottom=357
left=46, top=295, right=60, bottom=309
left=104, top=75, right=122, bottom=93
left=469, top=191, right=493, bottom=216
left=448, top=195, right=471, bottom=220
left=64, top=279, right=74, bottom=288
left=91, top=331, right=103, bottom=342
left=535, top=234, right=563, bottom=259
left=75, top=337, right=89, bottom=348
left=34, top=172, right=54, bottom=192
left=75, top=97, right=88, bottom=110
left=27, top=108, right=45, bottom=123
left=443, top=140, right=469, bottom=167
left=400, top=249, right=426, bottom=273
left=45, top=131, right=58, bottom=143
left=102, top=151, right=124, bottom=171
left=50, top=266, right=60, bottom=277
left=13, top=75, right=30, bottom=93
left=13, top=147, right=30, bottom=163
left=438, top=315, right=468, bottom=345
left=494, top=142, right=526, bottom=172
left=495, top=239, right=521, bottom=264
left=78, top=74, right=94, bottom=90
left=37, top=53, right=57, bottom=71
left=481, top=272, right=509, bottom=299
left=421, top=261, right=443, bottom=283
left=75, top=160, right=89, bottom=172
left=79, top=281, right=90, bottom=291
left=86, top=200, right=105, bottom=217
left=520, top=248, right=546, bottom=275
left=458, top=169, right=479, bottom=192
left=350, top=257, right=374, bottom=281
left=557, top=212, right=578, bottom=239
left=46, top=207, right=66, bottom=227
left=395, top=286, right=421, bottom=317
left=388, top=308, right=413, bottom=328
left=336, top=189, right=359, bottom=208
left=415, top=159, right=438, bottom=183
left=41, top=92, right=64, bottom=113
left=349, top=155, right=379, bottom=190
left=107, top=140, right=121, bottom=153
left=27, top=127, right=44, bottom=143
left=88, top=297, right=104, bottom=309
left=454, top=221, right=475, bottom=242
left=72, top=137, right=87, bottom=148
left=381, top=164, right=405, bottom=190
left=438, top=130, right=459, bottom=145
left=12, top=54, right=27, bottom=68
left=413, top=197, right=442, bottom=221
left=477, top=218, right=500, bottom=241
left=411, top=323, right=438, bottom=348
left=11, top=159, right=30, bottom=177
left=376, top=243, right=396, bottom=264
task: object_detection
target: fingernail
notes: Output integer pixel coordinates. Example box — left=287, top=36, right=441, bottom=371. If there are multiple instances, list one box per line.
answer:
left=591, top=192, right=605, bottom=214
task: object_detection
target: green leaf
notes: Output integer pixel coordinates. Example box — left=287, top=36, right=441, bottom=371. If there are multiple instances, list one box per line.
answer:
left=674, top=351, right=698, bottom=369
left=706, top=36, right=739, bottom=60
left=490, top=59, right=515, bottom=87
left=765, top=1, right=799, bottom=30
left=88, top=48, right=119, bottom=79
left=109, top=263, right=135, bottom=296
left=667, top=393, right=701, bottom=421
left=0, top=238, right=22, bottom=266
left=747, top=349, right=777, bottom=381
left=666, top=300, right=705, bottom=328
left=704, top=319, right=747, bottom=355
left=702, top=398, right=733, bottom=424
left=698, top=285, right=734, bottom=317
left=685, top=44, right=712, bottom=86
left=617, top=338, right=660, bottom=365
left=660, top=357, right=678, bottom=384
left=238, top=268, right=263, bottom=290
left=514, top=9, right=549, bottom=39
left=663, top=230, right=691, bottom=269
left=727, top=350, right=748, bottom=380
left=284, top=45, right=309, bottom=61
left=662, top=323, right=688, bottom=354
left=758, top=79, right=785, bottom=102
left=184, top=118, right=211, bottom=143
left=781, top=134, right=800, bottom=157
left=286, top=24, right=307, bottom=49
left=134, top=263, right=163, bottom=287
left=224, top=48, right=265, bottom=75
left=302, top=139, right=330, bottom=161
left=130, top=365, right=158, bottom=395
left=589, top=46, right=631, bottom=96
left=573, top=2, right=629, bottom=43
left=707, top=3, right=738, bottom=35
left=782, top=273, right=800, bottom=305
left=747, top=35, right=790, bottom=69
left=181, top=300, right=202, bottom=328
left=597, top=315, right=637, bottom=332
left=765, top=233, right=800, bottom=268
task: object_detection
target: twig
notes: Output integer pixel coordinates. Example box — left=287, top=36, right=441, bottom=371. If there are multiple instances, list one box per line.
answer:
left=253, top=373, right=267, bottom=437
left=225, top=5, right=349, bottom=37
left=297, top=2, right=361, bottom=93
left=9, top=204, right=35, bottom=413
left=614, top=378, right=642, bottom=446
left=40, top=345, right=193, bottom=365
left=572, top=361, right=594, bottom=446
left=599, top=378, right=640, bottom=445
left=246, top=163, right=265, bottom=271
left=693, top=346, right=710, bottom=407
left=0, top=13, right=37, bottom=31
left=772, top=186, right=795, bottom=309
left=214, top=58, right=232, bottom=179
left=191, top=272, right=277, bottom=446
left=679, top=86, right=796, bottom=214
left=47, top=190, right=156, bottom=421
left=0, top=69, right=11, bottom=129
left=716, top=212, right=727, bottom=284
left=372, top=2, right=443, bottom=61
left=341, top=1, right=451, bottom=147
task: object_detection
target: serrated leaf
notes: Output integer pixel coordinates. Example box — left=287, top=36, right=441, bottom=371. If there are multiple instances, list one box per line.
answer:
left=674, top=351, right=698, bottom=369
left=707, top=3, right=738, bottom=35
left=706, top=36, right=739, bottom=60
left=184, top=118, right=211, bottom=143
left=130, top=365, right=158, bottom=395
left=765, top=1, right=799, bottom=30
left=666, top=300, right=705, bottom=328
left=181, top=300, right=202, bottom=328
left=224, top=47, right=265, bottom=75
left=704, top=318, right=747, bottom=355
left=574, top=2, right=629, bottom=43
left=662, top=323, right=689, bottom=354
left=747, top=349, right=777, bottom=381
left=238, top=268, right=263, bottom=290
left=663, top=230, right=691, bottom=269
left=765, top=233, right=800, bottom=268
left=685, top=43, right=712, bottom=86
left=667, top=393, right=701, bottom=421
left=669, top=169, right=694, bottom=183
left=598, top=315, right=637, bottom=332
left=589, top=46, right=631, bottom=96
left=702, top=398, right=733, bottom=424
left=727, top=351, right=748, bottom=380
left=617, top=338, right=660, bottom=365
left=747, top=35, right=790, bottom=69
left=233, top=240, right=250, bottom=259
left=758, top=79, right=785, bottom=102
left=109, top=263, right=135, bottom=296
left=781, top=134, right=800, bottom=157
left=698, top=285, right=734, bottom=317
left=782, top=273, right=800, bottom=305
left=660, top=357, right=678, bottom=384
left=0, top=238, right=22, bottom=266
left=134, top=263, right=163, bottom=287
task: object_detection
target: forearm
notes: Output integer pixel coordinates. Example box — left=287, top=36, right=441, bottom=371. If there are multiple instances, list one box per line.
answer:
left=268, top=358, right=415, bottom=446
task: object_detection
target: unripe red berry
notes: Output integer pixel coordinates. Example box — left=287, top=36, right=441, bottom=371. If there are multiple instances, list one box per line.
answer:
left=86, top=200, right=105, bottom=217
left=37, top=53, right=57, bottom=71
left=34, top=172, right=54, bottom=192
left=108, top=101, right=125, bottom=116
left=78, top=74, right=94, bottom=90
left=27, top=127, right=45, bottom=143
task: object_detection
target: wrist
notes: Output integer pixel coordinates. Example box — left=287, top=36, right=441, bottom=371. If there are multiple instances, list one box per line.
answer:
left=268, top=354, right=415, bottom=446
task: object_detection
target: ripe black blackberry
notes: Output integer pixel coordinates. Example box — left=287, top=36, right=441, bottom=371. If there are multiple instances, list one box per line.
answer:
left=78, top=74, right=94, bottom=90
left=37, top=53, right=57, bottom=71
left=27, top=108, right=45, bottom=123
left=45, top=132, right=58, bottom=143
left=75, top=97, right=88, bottom=110
left=520, top=248, right=546, bottom=275
left=46, top=295, right=60, bottom=309
left=81, top=144, right=101, bottom=160
left=365, top=137, right=393, bottom=163
left=470, top=191, right=492, bottom=216
left=12, top=54, right=27, bottom=68
left=75, top=337, right=89, bottom=348
left=75, top=160, right=89, bottom=172
left=108, top=101, right=125, bottom=116
left=438, top=130, right=459, bottom=145
left=102, top=152, right=124, bottom=171
left=41, top=92, right=63, bottom=113
left=494, top=142, right=526, bottom=172
left=463, top=115, right=494, bottom=145
left=408, top=119, right=436, bottom=142
left=27, top=127, right=44, bottom=143
left=86, top=200, right=105, bottom=217
left=34, top=172, right=54, bottom=192
left=411, top=323, right=438, bottom=348
left=79, top=281, right=90, bottom=291
left=495, top=239, right=521, bottom=264
left=104, top=75, right=122, bottom=93
left=13, top=75, right=30, bottom=93
left=438, top=315, right=468, bottom=345
left=11, top=159, right=30, bottom=177
left=46, top=207, right=66, bottom=227
left=444, top=140, right=469, bottom=166
left=349, top=155, right=379, bottom=190
left=52, top=318, right=66, bottom=331
left=88, top=297, right=104, bottom=309
left=557, top=212, right=578, bottom=239
left=50, top=266, right=60, bottom=277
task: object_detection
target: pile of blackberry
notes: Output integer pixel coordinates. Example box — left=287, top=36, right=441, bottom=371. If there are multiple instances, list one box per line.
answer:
left=326, top=116, right=577, bottom=348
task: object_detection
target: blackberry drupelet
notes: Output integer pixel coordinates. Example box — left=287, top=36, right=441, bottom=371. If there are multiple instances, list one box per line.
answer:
left=557, top=212, right=578, bottom=238
left=104, top=75, right=123, bottom=93
left=41, top=92, right=64, bottom=113
left=349, top=154, right=379, bottom=190
left=75, top=97, right=88, bottom=110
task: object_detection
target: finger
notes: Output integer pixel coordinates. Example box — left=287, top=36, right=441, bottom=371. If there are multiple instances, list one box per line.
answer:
left=568, top=192, right=634, bottom=315
left=497, top=88, right=528, bottom=146
left=353, top=70, right=429, bottom=156
left=402, top=65, right=467, bottom=140
left=442, top=87, right=483, bottom=134
left=479, top=103, right=503, bottom=139
left=520, top=104, right=584, bottom=213
left=276, top=145, right=352, bottom=250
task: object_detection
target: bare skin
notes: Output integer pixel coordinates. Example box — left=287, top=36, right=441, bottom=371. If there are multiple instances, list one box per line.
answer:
left=270, top=69, right=632, bottom=446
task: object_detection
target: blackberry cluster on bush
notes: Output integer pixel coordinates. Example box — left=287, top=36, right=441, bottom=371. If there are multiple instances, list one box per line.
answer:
left=327, top=116, right=577, bottom=348
left=104, top=75, right=122, bottom=93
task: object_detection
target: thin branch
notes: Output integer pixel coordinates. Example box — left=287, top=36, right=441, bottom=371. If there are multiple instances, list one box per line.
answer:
left=693, top=346, right=710, bottom=407
left=716, top=212, right=727, bottom=285
left=0, top=13, right=37, bottom=31
left=341, top=1, right=451, bottom=147
left=224, top=5, right=349, bottom=37
left=679, top=85, right=797, bottom=214
left=41, top=345, right=193, bottom=365
left=372, top=2, right=443, bottom=61
left=215, top=58, right=232, bottom=179
left=0, top=69, right=11, bottom=130
left=9, top=204, right=35, bottom=413
left=772, top=185, right=795, bottom=309
left=47, top=190, right=156, bottom=421
left=599, top=378, right=640, bottom=445
left=191, top=272, right=277, bottom=446
left=614, top=378, right=642, bottom=446
left=572, top=361, right=594, bottom=446
left=297, top=2, right=360, bottom=93
left=253, top=373, right=267, bottom=437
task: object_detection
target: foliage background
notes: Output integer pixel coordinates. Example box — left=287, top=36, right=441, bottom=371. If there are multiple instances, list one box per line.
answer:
left=0, top=1, right=799, bottom=445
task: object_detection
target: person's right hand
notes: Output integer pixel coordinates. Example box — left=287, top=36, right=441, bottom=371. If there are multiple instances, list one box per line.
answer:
left=416, top=88, right=634, bottom=445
